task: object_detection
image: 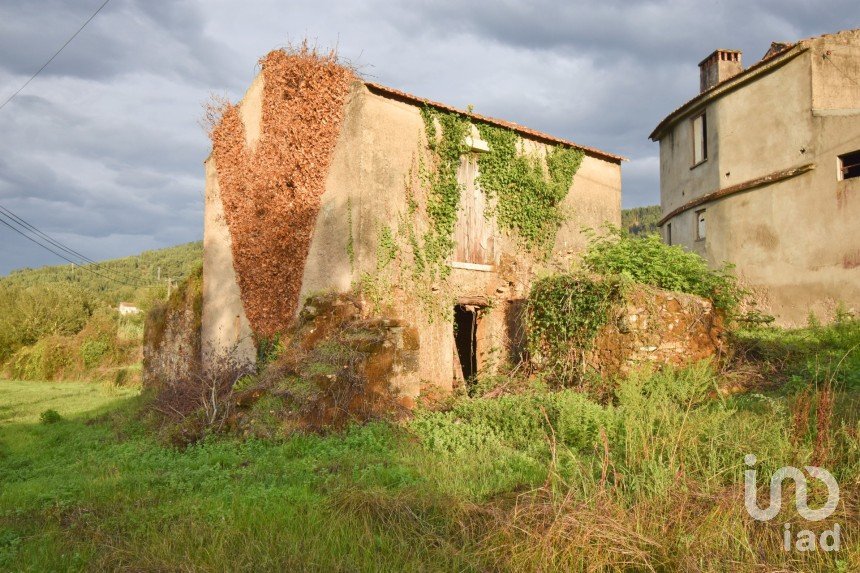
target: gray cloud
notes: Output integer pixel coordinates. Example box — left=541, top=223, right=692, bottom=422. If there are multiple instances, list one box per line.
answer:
left=0, top=0, right=854, bottom=274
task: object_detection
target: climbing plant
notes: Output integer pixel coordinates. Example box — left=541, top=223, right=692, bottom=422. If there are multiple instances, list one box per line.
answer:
left=475, top=124, right=584, bottom=255
left=346, top=196, right=355, bottom=270
left=527, top=273, right=627, bottom=378
left=207, top=45, right=356, bottom=335
left=376, top=226, right=398, bottom=270
left=417, top=107, right=470, bottom=278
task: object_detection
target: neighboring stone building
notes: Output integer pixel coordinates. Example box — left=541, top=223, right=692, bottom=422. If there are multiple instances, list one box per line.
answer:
left=650, top=29, right=860, bottom=325
left=203, top=49, right=623, bottom=399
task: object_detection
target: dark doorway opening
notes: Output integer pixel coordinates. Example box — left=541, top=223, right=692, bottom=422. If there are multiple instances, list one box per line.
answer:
left=454, top=304, right=478, bottom=382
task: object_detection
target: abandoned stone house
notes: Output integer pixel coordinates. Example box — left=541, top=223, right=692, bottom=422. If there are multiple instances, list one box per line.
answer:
left=651, top=28, right=860, bottom=325
left=202, top=49, right=623, bottom=399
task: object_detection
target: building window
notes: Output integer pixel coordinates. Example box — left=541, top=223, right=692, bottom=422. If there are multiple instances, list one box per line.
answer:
left=838, top=150, right=860, bottom=180
left=666, top=223, right=672, bottom=246
left=695, top=209, right=706, bottom=241
left=692, top=113, right=707, bottom=166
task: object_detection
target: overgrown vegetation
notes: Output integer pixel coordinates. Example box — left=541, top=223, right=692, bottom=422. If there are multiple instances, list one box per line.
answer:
left=525, top=227, right=746, bottom=385
left=406, top=107, right=585, bottom=282
left=0, top=241, right=202, bottom=381
left=417, top=106, right=471, bottom=278
left=527, top=273, right=627, bottom=373
left=476, top=124, right=584, bottom=253
left=207, top=45, right=356, bottom=335
left=1, top=318, right=857, bottom=570
left=582, top=226, right=745, bottom=315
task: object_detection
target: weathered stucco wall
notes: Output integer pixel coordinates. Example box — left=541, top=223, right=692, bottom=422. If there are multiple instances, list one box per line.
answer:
left=202, top=157, right=256, bottom=367
left=657, top=33, right=860, bottom=325
left=201, top=74, right=263, bottom=367
left=299, top=85, right=622, bottom=391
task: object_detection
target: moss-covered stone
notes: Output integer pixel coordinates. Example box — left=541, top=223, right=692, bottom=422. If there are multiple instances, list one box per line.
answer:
left=142, top=265, right=203, bottom=389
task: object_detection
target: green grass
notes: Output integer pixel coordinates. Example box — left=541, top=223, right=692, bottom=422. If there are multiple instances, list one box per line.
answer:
left=0, top=380, right=138, bottom=424
left=0, top=381, right=468, bottom=571
left=0, top=321, right=858, bottom=571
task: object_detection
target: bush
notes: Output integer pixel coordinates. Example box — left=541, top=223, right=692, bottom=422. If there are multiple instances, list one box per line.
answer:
left=80, top=338, right=111, bottom=370
left=0, top=284, right=92, bottom=362
left=39, top=409, right=63, bottom=424
left=582, top=226, right=745, bottom=315
left=526, top=274, right=626, bottom=375
left=410, top=389, right=610, bottom=457
left=7, top=337, right=75, bottom=381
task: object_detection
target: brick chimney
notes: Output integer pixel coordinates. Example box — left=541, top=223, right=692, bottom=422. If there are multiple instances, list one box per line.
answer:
left=698, top=49, right=743, bottom=93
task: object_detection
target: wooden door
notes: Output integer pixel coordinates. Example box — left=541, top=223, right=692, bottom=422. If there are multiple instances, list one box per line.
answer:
left=453, top=156, right=495, bottom=265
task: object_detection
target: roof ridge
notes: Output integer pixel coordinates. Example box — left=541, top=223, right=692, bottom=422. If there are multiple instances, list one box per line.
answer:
left=651, top=28, right=860, bottom=141
left=363, top=81, right=625, bottom=163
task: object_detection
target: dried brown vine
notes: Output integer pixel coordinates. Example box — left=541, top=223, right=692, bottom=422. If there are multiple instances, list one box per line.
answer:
left=208, top=45, right=356, bottom=336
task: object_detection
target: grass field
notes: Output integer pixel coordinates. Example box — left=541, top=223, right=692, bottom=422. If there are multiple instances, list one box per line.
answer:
left=0, top=322, right=858, bottom=571
left=0, top=380, right=138, bottom=424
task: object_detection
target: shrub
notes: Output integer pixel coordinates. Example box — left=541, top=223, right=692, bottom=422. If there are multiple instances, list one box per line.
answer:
left=582, top=226, right=745, bottom=315
left=39, top=409, right=63, bottom=424
left=410, top=389, right=610, bottom=457
left=526, top=273, right=626, bottom=377
left=7, top=337, right=75, bottom=381
left=80, top=339, right=111, bottom=369
left=0, top=284, right=92, bottom=361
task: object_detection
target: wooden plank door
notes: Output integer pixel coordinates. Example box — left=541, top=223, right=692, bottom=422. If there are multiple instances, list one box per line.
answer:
left=453, top=156, right=495, bottom=265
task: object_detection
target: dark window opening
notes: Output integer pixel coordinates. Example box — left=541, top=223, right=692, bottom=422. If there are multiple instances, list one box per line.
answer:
left=454, top=305, right=478, bottom=382
left=666, top=223, right=673, bottom=246
left=839, top=150, right=860, bottom=180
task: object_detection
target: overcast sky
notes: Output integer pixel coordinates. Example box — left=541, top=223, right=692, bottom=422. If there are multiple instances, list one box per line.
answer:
left=0, top=1, right=853, bottom=274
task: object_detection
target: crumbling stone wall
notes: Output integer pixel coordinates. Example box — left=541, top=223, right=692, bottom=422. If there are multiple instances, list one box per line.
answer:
left=207, top=46, right=356, bottom=336
left=143, top=267, right=203, bottom=388
left=231, top=292, right=420, bottom=434
left=586, top=286, right=726, bottom=377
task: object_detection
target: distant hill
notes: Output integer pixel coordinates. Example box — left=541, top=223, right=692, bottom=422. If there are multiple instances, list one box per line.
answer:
left=622, top=206, right=662, bottom=237
left=0, top=241, right=203, bottom=309
left=0, top=241, right=204, bottom=378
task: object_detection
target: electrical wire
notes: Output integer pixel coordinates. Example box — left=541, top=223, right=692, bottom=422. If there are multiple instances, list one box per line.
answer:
left=0, top=0, right=112, bottom=112
left=0, top=203, right=145, bottom=285
left=0, top=213, right=139, bottom=287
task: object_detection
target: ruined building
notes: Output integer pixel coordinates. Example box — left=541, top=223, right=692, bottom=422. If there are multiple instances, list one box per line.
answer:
left=651, top=29, right=860, bottom=325
left=203, top=48, right=622, bottom=399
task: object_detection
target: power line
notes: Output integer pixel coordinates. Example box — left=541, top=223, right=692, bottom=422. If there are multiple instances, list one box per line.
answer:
left=0, top=0, right=112, bottom=112
left=0, top=203, right=144, bottom=285
left=0, top=214, right=138, bottom=287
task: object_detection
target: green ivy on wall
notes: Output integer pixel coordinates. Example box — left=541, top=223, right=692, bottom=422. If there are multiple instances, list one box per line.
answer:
left=410, top=106, right=585, bottom=274
left=527, top=273, right=627, bottom=377
left=475, top=124, right=584, bottom=255
left=377, top=226, right=398, bottom=270
left=418, top=107, right=470, bottom=278
left=346, top=196, right=355, bottom=270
